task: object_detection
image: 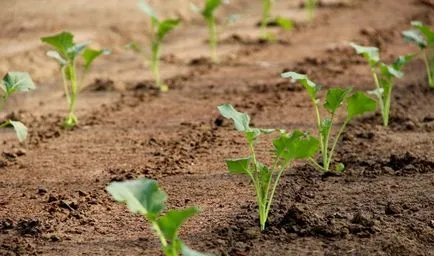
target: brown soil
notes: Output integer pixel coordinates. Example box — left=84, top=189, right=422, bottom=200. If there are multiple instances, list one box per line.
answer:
left=1, top=0, right=433, bottom=255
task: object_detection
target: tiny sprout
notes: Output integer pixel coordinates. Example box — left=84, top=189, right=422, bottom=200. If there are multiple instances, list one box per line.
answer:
left=107, top=178, right=208, bottom=256
left=0, top=72, right=35, bottom=142
left=218, top=104, right=319, bottom=230
left=260, top=0, right=294, bottom=40
left=133, top=0, right=181, bottom=92
left=403, top=21, right=434, bottom=88
left=41, top=31, right=109, bottom=129
left=305, top=0, right=318, bottom=21
left=281, top=72, right=377, bottom=173
left=350, top=43, right=413, bottom=126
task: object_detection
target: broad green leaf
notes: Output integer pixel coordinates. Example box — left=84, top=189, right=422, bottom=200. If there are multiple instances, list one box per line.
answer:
left=157, top=207, right=198, bottom=241
left=181, top=243, right=209, bottom=256
left=226, top=157, right=251, bottom=174
left=47, top=51, right=67, bottom=66
left=82, top=48, right=110, bottom=72
left=281, top=71, right=320, bottom=100
left=9, top=120, right=28, bottom=142
left=346, top=92, right=377, bottom=119
left=157, top=19, right=181, bottom=41
left=380, top=64, right=403, bottom=79
left=411, top=21, right=434, bottom=45
left=350, top=42, right=380, bottom=66
left=1, top=72, right=35, bottom=95
left=323, top=88, right=351, bottom=114
left=202, top=0, right=222, bottom=19
left=217, top=104, right=250, bottom=132
left=273, top=130, right=319, bottom=160
left=402, top=30, right=427, bottom=49
left=106, top=178, right=167, bottom=219
left=138, top=0, right=158, bottom=21
left=41, top=32, right=74, bottom=57
left=275, top=17, right=294, bottom=31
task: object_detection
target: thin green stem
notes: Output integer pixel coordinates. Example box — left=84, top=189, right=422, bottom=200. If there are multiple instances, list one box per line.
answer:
left=312, top=102, right=327, bottom=170
left=260, top=0, right=272, bottom=39
left=383, top=83, right=393, bottom=127
left=422, top=51, right=433, bottom=88
left=308, top=157, right=326, bottom=172
left=327, top=118, right=349, bottom=170
left=306, top=0, right=317, bottom=21
left=371, top=68, right=386, bottom=126
left=151, top=41, right=163, bottom=91
left=207, top=17, right=218, bottom=63
left=0, top=120, right=10, bottom=128
left=151, top=221, right=169, bottom=249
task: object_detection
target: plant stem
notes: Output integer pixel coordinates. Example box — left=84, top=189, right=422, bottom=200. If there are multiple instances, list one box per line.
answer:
left=151, top=41, right=164, bottom=91
left=422, top=51, right=433, bottom=88
left=371, top=68, right=386, bottom=126
left=312, top=102, right=327, bottom=171
left=308, top=157, right=326, bottom=171
left=260, top=0, right=272, bottom=39
left=383, top=83, right=393, bottom=127
left=327, top=118, right=349, bottom=170
left=68, top=61, right=78, bottom=128
left=306, top=0, right=317, bottom=21
left=151, top=220, right=171, bottom=254
left=207, top=17, right=218, bottom=63
left=0, top=120, right=10, bottom=128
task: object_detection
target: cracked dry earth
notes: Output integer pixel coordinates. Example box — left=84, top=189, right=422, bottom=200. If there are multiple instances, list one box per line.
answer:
left=0, top=0, right=433, bottom=255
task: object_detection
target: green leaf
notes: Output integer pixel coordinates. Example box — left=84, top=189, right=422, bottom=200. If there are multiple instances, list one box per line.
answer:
left=346, top=92, right=377, bottom=119
left=2, top=72, right=35, bottom=95
left=275, top=17, right=294, bottom=31
left=367, top=88, right=384, bottom=100
left=157, top=207, right=199, bottom=242
left=126, top=42, right=143, bottom=54
left=380, top=64, right=403, bottom=79
left=402, top=30, right=427, bottom=49
left=46, top=51, right=67, bottom=66
left=181, top=243, right=209, bottom=256
left=319, top=118, right=332, bottom=142
left=411, top=21, right=434, bottom=45
left=9, top=120, right=28, bottom=143
left=226, top=157, right=251, bottom=174
left=106, top=178, right=167, bottom=219
left=138, top=0, right=158, bottom=21
left=82, top=48, right=110, bottom=73
left=281, top=71, right=320, bottom=100
left=350, top=42, right=380, bottom=66
left=68, top=41, right=89, bottom=58
left=392, top=54, right=414, bottom=71
left=41, top=31, right=74, bottom=57
left=217, top=104, right=250, bottom=132
left=323, top=88, right=351, bottom=114
left=202, top=0, right=222, bottom=19
left=273, top=130, right=319, bottom=160
left=157, top=19, right=181, bottom=41
left=257, top=162, right=271, bottom=199
left=335, top=163, right=345, bottom=173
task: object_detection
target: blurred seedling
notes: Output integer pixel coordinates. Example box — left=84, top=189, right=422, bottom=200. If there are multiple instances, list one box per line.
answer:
left=281, top=72, right=377, bottom=173
left=350, top=43, right=413, bottom=126
left=107, top=178, right=208, bottom=256
left=260, top=0, right=294, bottom=41
left=218, top=104, right=319, bottom=230
left=0, top=72, right=35, bottom=142
left=403, top=21, right=434, bottom=88
left=129, top=0, right=181, bottom=92
left=190, top=0, right=224, bottom=63
left=41, top=31, right=109, bottom=129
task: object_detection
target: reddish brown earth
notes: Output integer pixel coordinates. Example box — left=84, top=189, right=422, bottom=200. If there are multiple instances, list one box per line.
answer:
left=1, top=0, right=433, bottom=255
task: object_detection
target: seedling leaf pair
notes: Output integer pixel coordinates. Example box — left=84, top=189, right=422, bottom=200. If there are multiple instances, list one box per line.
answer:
left=281, top=72, right=376, bottom=173
left=350, top=43, right=412, bottom=126
left=0, top=72, right=35, bottom=142
left=107, top=178, right=206, bottom=256
left=41, top=31, right=109, bottom=129
left=219, top=104, right=318, bottom=230
left=402, top=21, right=434, bottom=88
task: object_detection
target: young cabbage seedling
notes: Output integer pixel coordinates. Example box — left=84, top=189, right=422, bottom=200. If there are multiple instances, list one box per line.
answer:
left=281, top=72, right=377, bottom=173
left=218, top=104, right=319, bottom=231
left=350, top=43, right=413, bottom=127
left=133, top=0, right=181, bottom=92
left=41, top=31, right=109, bottom=129
left=107, top=178, right=207, bottom=256
left=0, top=72, right=35, bottom=142
left=402, top=21, right=434, bottom=88
left=259, top=0, right=294, bottom=40
left=196, top=0, right=223, bottom=63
